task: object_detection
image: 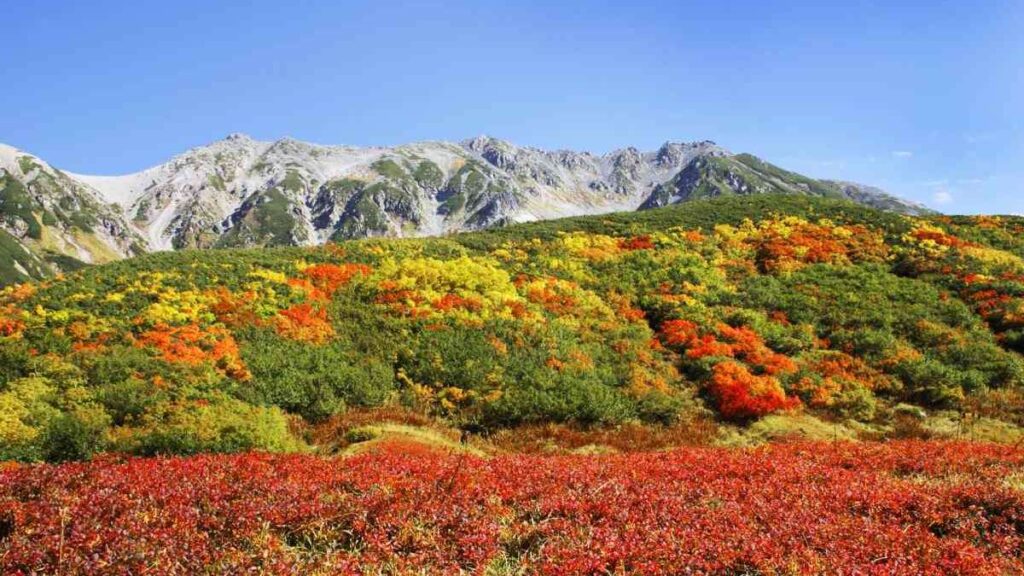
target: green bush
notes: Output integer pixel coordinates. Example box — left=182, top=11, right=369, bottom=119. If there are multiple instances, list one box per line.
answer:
left=241, top=334, right=394, bottom=422
left=121, top=395, right=304, bottom=456
left=42, top=408, right=109, bottom=462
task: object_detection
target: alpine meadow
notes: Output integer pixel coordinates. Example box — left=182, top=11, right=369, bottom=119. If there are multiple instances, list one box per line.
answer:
left=2, top=194, right=1024, bottom=573
left=2, top=1, right=1023, bottom=574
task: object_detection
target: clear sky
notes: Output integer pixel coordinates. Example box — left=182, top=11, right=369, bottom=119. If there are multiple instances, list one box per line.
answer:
left=2, top=0, right=1021, bottom=214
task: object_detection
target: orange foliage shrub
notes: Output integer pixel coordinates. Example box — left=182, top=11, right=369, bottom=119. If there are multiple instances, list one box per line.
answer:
left=680, top=230, right=705, bottom=243
left=5, top=283, right=36, bottom=302
left=208, top=288, right=261, bottom=327
left=717, top=324, right=797, bottom=376
left=708, top=361, right=798, bottom=421
left=660, top=320, right=796, bottom=376
left=745, top=219, right=889, bottom=273
left=523, top=277, right=578, bottom=315
left=812, top=352, right=891, bottom=390
left=909, top=227, right=973, bottom=249
left=432, top=293, right=483, bottom=313
left=618, top=235, right=655, bottom=251
left=136, top=323, right=249, bottom=380
left=301, top=263, right=372, bottom=297
left=274, top=303, right=334, bottom=344
left=374, top=281, right=425, bottom=316
left=607, top=292, right=646, bottom=323
left=793, top=352, right=893, bottom=407
left=660, top=319, right=800, bottom=419
left=659, top=319, right=700, bottom=347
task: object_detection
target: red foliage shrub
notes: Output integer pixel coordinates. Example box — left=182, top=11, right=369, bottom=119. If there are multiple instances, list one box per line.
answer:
left=0, top=316, right=24, bottom=338
left=717, top=324, right=797, bottom=375
left=618, top=235, right=655, bottom=251
left=660, top=320, right=800, bottom=419
left=661, top=321, right=795, bottom=375
left=659, top=319, right=700, bottom=348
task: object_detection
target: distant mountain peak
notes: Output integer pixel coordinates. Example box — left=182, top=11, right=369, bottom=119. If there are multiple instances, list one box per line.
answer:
left=0, top=134, right=934, bottom=282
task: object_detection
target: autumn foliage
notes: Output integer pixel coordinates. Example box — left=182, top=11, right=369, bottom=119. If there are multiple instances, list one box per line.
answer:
left=0, top=196, right=1022, bottom=461
left=659, top=320, right=799, bottom=419
left=708, top=361, right=799, bottom=420
left=300, top=262, right=371, bottom=297
left=1, top=442, right=1023, bottom=575
left=274, top=303, right=334, bottom=344
left=136, top=323, right=249, bottom=380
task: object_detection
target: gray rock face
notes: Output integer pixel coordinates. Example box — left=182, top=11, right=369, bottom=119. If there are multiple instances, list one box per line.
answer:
left=0, top=144, right=146, bottom=280
left=2, top=135, right=933, bottom=258
left=821, top=180, right=933, bottom=216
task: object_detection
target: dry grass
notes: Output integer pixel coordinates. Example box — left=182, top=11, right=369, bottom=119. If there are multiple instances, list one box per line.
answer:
left=964, top=388, right=1024, bottom=427
left=487, top=417, right=720, bottom=454
left=341, top=423, right=486, bottom=457
left=301, top=403, right=1024, bottom=459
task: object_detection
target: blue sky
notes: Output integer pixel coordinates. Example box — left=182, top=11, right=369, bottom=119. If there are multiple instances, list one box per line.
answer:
left=1, top=0, right=1021, bottom=214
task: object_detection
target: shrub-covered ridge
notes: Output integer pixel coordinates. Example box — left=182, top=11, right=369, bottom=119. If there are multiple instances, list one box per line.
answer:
left=0, top=196, right=1022, bottom=460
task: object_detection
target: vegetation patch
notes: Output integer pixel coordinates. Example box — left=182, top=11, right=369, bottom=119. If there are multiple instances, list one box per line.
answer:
left=1, top=442, right=1022, bottom=573
left=0, top=196, right=1021, bottom=461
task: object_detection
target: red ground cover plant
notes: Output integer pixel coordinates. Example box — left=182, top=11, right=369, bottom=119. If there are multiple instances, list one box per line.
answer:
left=1, top=441, right=1022, bottom=575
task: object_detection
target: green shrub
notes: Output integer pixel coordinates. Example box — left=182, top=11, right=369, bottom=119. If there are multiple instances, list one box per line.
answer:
left=241, top=335, right=395, bottom=422
left=42, top=408, right=110, bottom=462
left=121, top=395, right=304, bottom=456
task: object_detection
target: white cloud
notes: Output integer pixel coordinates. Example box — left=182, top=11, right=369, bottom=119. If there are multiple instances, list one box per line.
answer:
left=892, top=151, right=913, bottom=158
left=932, top=190, right=953, bottom=205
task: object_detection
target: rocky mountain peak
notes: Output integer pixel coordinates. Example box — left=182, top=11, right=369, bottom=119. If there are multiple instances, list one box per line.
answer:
left=0, top=135, right=934, bottom=280
left=463, top=135, right=503, bottom=152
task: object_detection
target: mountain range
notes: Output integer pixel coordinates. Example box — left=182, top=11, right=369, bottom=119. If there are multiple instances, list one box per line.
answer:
left=0, top=135, right=932, bottom=283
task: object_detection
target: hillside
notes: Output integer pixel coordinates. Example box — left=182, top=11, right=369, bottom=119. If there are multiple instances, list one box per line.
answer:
left=0, top=195, right=1020, bottom=461
left=0, top=136, right=931, bottom=284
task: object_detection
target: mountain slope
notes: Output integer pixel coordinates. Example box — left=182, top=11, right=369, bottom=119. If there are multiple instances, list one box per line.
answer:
left=0, top=145, right=146, bottom=282
left=0, top=195, right=1019, bottom=463
left=69, top=135, right=930, bottom=247
left=0, top=136, right=932, bottom=282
